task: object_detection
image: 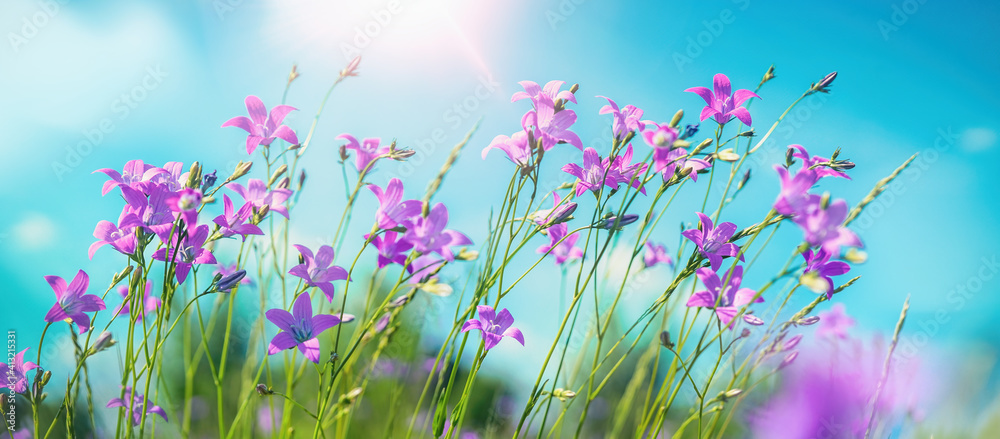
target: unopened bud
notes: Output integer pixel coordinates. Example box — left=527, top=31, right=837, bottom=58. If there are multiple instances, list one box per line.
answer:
left=231, top=161, right=253, bottom=181
left=186, top=162, right=202, bottom=189
left=681, top=124, right=699, bottom=139
left=391, top=148, right=417, bottom=161
left=659, top=330, right=674, bottom=349
left=844, top=248, right=868, bottom=264
left=783, top=335, right=803, bottom=351
left=669, top=109, right=684, bottom=128
left=268, top=164, right=288, bottom=187
left=419, top=279, right=453, bottom=297
left=339, top=145, right=350, bottom=162
left=552, top=389, right=576, bottom=400
left=740, top=328, right=751, bottom=338
left=811, top=71, right=838, bottom=94
left=797, top=316, right=821, bottom=326
left=340, top=387, right=363, bottom=405
left=715, top=148, right=739, bottom=162
left=569, top=83, right=579, bottom=94
left=217, top=270, right=247, bottom=291
left=820, top=192, right=831, bottom=209
left=389, top=295, right=411, bottom=308
left=456, top=248, right=479, bottom=261
left=276, top=177, right=290, bottom=190
left=297, top=170, right=307, bottom=191
left=202, top=170, right=218, bottom=192
left=759, top=64, right=776, bottom=88
left=256, top=384, right=273, bottom=395
left=692, top=138, right=713, bottom=155
left=737, top=169, right=752, bottom=191
left=742, top=314, right=764, bottom=326
left=778, top=351, right=798, bottom=370
left=89, top=331, right=116, bottom=355
left=785, top=147, right=796, bottom=167
left=738, top=129, right=756, bottom=137
left=112, top=266, right=134, bottom=285
left=41, top=370, right=52, bottom=386
left=596, top=214, right=638, bottom=230
left=287, top=64, right=300, bottom=85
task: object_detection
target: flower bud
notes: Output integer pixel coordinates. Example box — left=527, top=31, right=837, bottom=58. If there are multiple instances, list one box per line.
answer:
left=715, top=148, right=739, bottom=162
left=255, top=384, right=273, bottom=395
left=41, top=370, right=52, bottom=387
left=113, top=266, right=134, bottom=285
left=252, top=205, right=270, bottom=225
left=596, top=214, right=638, bottom=230
left=268, top=164, right=288, bottom=188
left=844, top=248, right=868, bottom=264
left=796, top=316, right=821, bottom=326
left=681, top=124, right=699, bottom=139
left=736, top=169, right=752, bottom=192
left=455, top=248, right=479, bottom=261
left=276, top=176, right=290, bottom=190
left=811, top=71, right=838, bottom=94
left=783, top=334, right=802, bottom=351
left=659, top=330, right=674, bottom=349
left=287, top=64, right=300, bottom=85
left=231, top=161, right=253, bottom=181
left=759, top=64, right=776, bottom=88
left=742, top=314, right=764, bottom=326
left=217, top=270, right=247, bottom=292
left=778, top=351, right=798, bottom=370
left=669, top=109, right=684, bottom=128
left=738, top=129, right=755, bottom=137
left=740, top=328, right=751, bottom=338
left=692, top=138, right=713, bottom=155
left=389, top=295, right=410, bottom=308
left=186, top=162, right=202, bottom=189
left=419, top=279, right=453, bottom=297
left=340, top=56, right=361, bottom=78
left=339, top=145, right=350, bottom=162
left=552, top=389, right=576, bottom=400
left=785, top=147, right=796, bottom=167
left=202, top=170, right=218, bottom=192
left=297, top=170, right=307, bottom=192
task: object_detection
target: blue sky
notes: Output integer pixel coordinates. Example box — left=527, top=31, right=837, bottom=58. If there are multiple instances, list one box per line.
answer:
left=2, top=0, right=999, bottom=420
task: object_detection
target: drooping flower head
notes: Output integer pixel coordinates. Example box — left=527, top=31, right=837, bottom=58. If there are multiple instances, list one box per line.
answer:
left=597, top=96, right=645, bottom=139
left=336, top=134, right=391, bottom=173
left=289, top=245, right=349, bottom=302
left=642, top=241, right=673, bottom=269
left=106, top=386, right=169, bottom=426
left=816, top=303, right=855, bottom=339
left=114, top=281, right=161, bottom=322
left=0, top=348, right=39, bottom=394
left=44, top=270, right=106, bottom=334
left=151, top=224, right=217, bottom=284
left=227, top=178, right=292, bottom=219
left=536, top=223, right=583, bottom=265
left=682, top=212, right=743, bottom=271
left=640, top=122, right=679, bottom=148
left=213, top=194, right=264, bottom=241
left=368, top=178, right=422, bottom=230
left=266, top=292, right=351, bottom=363
left=483, top=130, right=534, bottom=175
left=686, top=266, right=763, bottom=327
left=460, top=305, right=525, bottom=350
left=562, top=147, right=619, bottom=197
left=799, top=249, right=851, bottom=298
left=222, top=95, right=299, bottom=155
left=89, top=207, right=142, bottom=259
left=685, top=73, right=760, bottom=126
left=401, top=203, right=472, bottom=261
left=372, top=231, right=413, bottom=269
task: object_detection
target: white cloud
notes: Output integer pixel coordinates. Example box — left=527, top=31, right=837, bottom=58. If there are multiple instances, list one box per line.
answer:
left=961, top=127, right=997, bottom=152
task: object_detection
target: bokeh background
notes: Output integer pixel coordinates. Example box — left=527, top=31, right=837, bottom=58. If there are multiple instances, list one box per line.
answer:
left=2, top=0, right=999, bottom=435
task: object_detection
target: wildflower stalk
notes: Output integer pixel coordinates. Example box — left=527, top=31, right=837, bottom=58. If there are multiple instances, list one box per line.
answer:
left=864, top=295, right=910, bottom=439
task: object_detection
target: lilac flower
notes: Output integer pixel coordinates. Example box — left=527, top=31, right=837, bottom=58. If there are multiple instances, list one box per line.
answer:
left=372, top=231, right=413, bottom=268
left=483, top=130, right=533, bottom=174
left=140, top=162, right=188, bottom=192
left=216, top=270, right=247, bottom=291
left=642, top=242, right=673, bottom=269
left=0, top=348, right=39, bottom=394
left=122, top=184, right=175, bottom=241
left=800, top=249, right=851, bottom=298
left=402, top=203, right=472, bottom=261
left=266, top=292, right=348, bottom=363
left=94, top=160, right=162, bottom=195
left=685, top=266, right=763, bottom=327
left=816, top=303, right=855, bottom=339
left=531, top=191, right=577, bottom=227
left=597, top=96, right=645, bottom=138
left=536, top=223, right=583, bottom=265
left=336, top=134, right=390, bottom=172
left=106, top=387, right=168, bottom=426
left=652, top=147, right=711, bottom=183
left=368, top=178, right=422, bottom=230
left=89, top=207, right=142, bottom=259
left=406, top=254, right=446, bottom=284
left=213, top=194, right=264, bottom=240
left=522, top=94, right=583, bottom=150
left=608, top=145, right=648, bottom=194
left=640, top=122, right=679, bottom=148
left=460, top=305, right=525, bottom=350
left=788, top=144, right=850, bottom=179
left=682, top=212, right=743, bottom=271
left=511, top=80, right=577, bottom=107
left=685, top=73, right=760, bottom=126
left=222, top=95, right=299, bottom=154
left=114, top=281, right=161, bottom=322
left=257, top=406, right=282, bottom=435
left=151, top=224, right=217, bottom=284
left=44, top=270, right=106, bottom=334
left=562, top=147, right=619, bottom=197
left=165, top=188, right=202, bottom=227
left=227, top=178, right=292, bottom=219
left=773, top=165, right=818, bottom=216
left=289, top=245, right=349, bottom=302
left=792, top=197, right=862, bottom=255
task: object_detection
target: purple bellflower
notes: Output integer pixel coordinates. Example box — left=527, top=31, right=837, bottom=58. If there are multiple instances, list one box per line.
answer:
left=642, top=242, right=674, bottom=269
left=685, top=73, right=760, bottom=126
left=686, top=266, right=763, bottom=327
left=44, top=270, right=106, bottom=334
left=336, top=134, right=391, bottom=173
left=800, top=249, right=851, bottom=298
left=402, top=203, right=472, bottom=261
left=266, top=292, right=349, bottom=363
left=0, top=348, right=39, bottom=394
left=597, top=96, right=645, bottom=139
left=89, top=207, right=142, bottom=259
left=114, top=281, right=161, bottom=322
left=536, top=223, right=583, bottom=265
left=106, top=387, right=169, bottom=426
left=94, top=160, right=163, bottom=196
left=151, top=224, right=217, bottom=284
left=213, top=194, right=264, bottom=240
left=222, top=95, right=299, bottom=155
left=562, top=147, right=619, bottom=197
left=640, top=122, right=679, bottom=148
left=289, top=245, right=349, bottom=302
left=682, top=212, right=743, bottom=271
left=816, top=303, right=855, bottom=339
left=227, top=178, right=292, bottom=219
left=372, top=231, right=413, bottom=269
left=460, top=305, right=525, bottom=350
left=483, top=130, right=533, bottom=175
left=368, top=178, right=422, bottom=230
